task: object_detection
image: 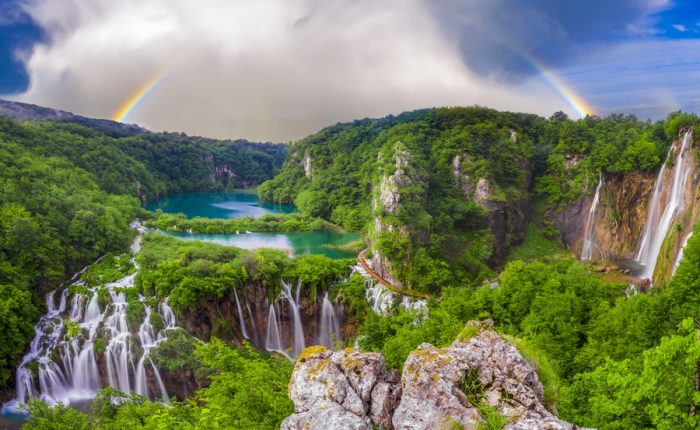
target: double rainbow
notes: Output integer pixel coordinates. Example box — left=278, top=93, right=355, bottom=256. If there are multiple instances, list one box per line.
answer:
left=111, top=58, right=595, bottom=124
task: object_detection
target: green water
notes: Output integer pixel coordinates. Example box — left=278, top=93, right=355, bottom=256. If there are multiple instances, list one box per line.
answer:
left=144, top=192, right=296, bottom=219
left=164, top=230, right=360, bottom=259
left=145, top=192, right=360, bottom=259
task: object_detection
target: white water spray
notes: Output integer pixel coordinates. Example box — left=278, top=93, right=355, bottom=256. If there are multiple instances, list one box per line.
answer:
left=581, top=176, right=603, bottom=261
left=635, top=130, right=693, bottom=280
left=3, top=233, right=177, bottom=414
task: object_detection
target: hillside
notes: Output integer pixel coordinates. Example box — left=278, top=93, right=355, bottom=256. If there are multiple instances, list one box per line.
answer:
left=4, top=104, right=700, bottom=430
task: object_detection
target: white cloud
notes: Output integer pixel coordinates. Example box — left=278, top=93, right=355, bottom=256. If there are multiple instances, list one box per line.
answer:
left=8, top=0, right=569, bottom=141
left=673, top=24, right=688, bottom=32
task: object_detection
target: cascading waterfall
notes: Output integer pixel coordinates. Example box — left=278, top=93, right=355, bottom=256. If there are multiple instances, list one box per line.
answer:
left=233, top=288, right=249, bottom=339
left=264, top=302, right=284, bottom=355
left=318, top=292, right=342, bottom=348
left=280, top=280, right=306, bottom=358
left=673, top=232, right=694, bottom=275
left=3, top=234, right=178, bottom=414
left=635, top=130, right=693, bottom=280
left=581, top=176, right=604, bottom=261
left=257, top=279, right=344, bottom=359
left=351, top=263, right=427, bottom=317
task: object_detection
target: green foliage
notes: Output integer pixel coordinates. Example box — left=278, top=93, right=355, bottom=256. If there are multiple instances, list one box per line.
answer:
left=136, top=233, right=352, bottom=310
left=0, top=284, right=40, bottom=385
left=22, top=339, right=294, bottom=429
left=125, top=301, right=145, bottom=333
left=150, top=328, right=205, bottom=378
left=145, top=211, right=334, bottom=234
left=23, top=400, right=91, bottom=430
left=80, top=254, right=134, bottom=287
left=259, top=107, right=539, bottom=291
left=561, top=318, right=700, bottom=429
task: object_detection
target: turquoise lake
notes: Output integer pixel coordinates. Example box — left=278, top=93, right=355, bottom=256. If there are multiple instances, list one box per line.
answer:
left=144, top=192, right=360, bottom=259
left=144, top=192, right=296, bottom=219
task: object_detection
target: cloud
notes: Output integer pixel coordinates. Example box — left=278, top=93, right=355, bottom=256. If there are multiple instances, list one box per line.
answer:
left=8, top=0, right=571, bottom=141
left=427, top=0, right=672, bottom=81
left=561, top=38, right=700, bottom=119
left=673, top=24, right=688, bottom=32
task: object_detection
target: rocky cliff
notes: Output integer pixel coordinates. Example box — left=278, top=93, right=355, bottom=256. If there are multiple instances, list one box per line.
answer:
left=282, top=321, right=580, bottom=430
left=558, top=130, right=699, bottom=284
left=556, top=170, right=657, bottom=262
left=178, top=283, right=354, bottom=355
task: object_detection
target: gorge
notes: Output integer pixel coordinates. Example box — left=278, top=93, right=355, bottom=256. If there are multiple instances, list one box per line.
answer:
left=2, top=104, right=700, bottom=429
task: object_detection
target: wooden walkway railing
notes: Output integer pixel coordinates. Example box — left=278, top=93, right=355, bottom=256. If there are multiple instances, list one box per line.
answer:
left=358, top=249, right=430, bottom=299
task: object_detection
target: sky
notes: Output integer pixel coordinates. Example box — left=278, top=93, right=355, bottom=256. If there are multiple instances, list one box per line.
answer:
left=0, top=0, right=698, bottom=141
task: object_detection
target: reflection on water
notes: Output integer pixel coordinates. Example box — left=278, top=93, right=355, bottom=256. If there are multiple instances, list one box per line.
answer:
left=144, top=192, right=296, bottom=219
left=147, top=192, right=360, bottom=259
left=164, top=231, right=360, bottom=259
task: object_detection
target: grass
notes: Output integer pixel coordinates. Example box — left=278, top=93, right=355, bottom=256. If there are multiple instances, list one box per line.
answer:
left=506, top=223, right=569, bottom=263
left=503, top=334, right=561, bottom=413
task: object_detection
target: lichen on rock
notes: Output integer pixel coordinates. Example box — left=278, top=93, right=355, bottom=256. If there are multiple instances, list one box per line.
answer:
left=283, top=322, right=582, bottom=430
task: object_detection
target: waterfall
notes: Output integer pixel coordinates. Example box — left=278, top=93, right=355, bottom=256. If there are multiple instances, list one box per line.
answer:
left=635, top=130, right=693, bottom=280
left=264, top=303, right=284, bottom=354
left=673, top=232, right=694, bottom=275
left=581, top=176, right=603, bottom=261
left=233, top=288, right=249, bottom=339
left=260, top=280, right=345, bottom=359
left=3, top=235, right=178, bottom=414
left=280, top=281, right=305, bottom=358
left=318, top=293, right=342, bottom=348
left=352, top=263, right=427, bottom=317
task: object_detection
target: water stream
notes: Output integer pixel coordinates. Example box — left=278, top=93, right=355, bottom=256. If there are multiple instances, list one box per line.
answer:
left=2, top=235, right=178, bottom=415
left=635, top=130, right=693, bottom=280
left=581, top=176, right=604, bottom=261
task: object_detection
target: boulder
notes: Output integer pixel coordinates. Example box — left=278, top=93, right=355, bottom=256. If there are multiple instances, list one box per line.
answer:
left=281, top=346, right=401, bottom=430
left=283, top=322, right=584, bottom=430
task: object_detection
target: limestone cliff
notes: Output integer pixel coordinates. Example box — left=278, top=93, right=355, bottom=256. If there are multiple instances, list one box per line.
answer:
left=557, top=171, right=657, bottom=261
left=559, top=129, right=699, bottom=284
left=282, top=321, right=581, bottom=430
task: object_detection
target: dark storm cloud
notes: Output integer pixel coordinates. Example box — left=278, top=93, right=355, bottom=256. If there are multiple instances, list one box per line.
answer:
left=427, top=0, right=670, bottom=81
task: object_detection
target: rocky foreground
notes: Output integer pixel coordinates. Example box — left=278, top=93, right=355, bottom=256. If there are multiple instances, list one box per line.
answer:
left=282, top=321, right=583, bottom=430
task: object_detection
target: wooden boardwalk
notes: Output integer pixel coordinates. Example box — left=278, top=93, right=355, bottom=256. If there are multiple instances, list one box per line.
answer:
left=358, top=249, right=430, bottom=299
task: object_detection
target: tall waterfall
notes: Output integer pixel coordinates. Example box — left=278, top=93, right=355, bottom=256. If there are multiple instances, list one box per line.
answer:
left=635, top=130, right=693, bottom=280
left=3, top=243, right=178, bottom=414
left=258, top=280, right=344, bottom=359
left=581, top=176, right=604, bottom=261
left=233, top=288, right=248, bottom=339
left=673, top=232, right=694, bottom=275
left=317, top=293, right=342, bottom=348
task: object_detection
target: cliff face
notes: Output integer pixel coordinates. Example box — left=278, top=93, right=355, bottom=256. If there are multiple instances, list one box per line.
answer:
left=178, top=283, right=353, bottom=354
left=282, top=321, right=580, bottom=430
left=452, top=132, right=530, bottom=266
left=558, top=130, right=699, bottom=284
left=557, top=170, right=657, bottom=261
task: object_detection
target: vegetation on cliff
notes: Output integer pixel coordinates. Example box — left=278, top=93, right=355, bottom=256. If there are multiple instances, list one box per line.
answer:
left=6, top=106, right=700, bottom=430
left=23, top=340, right=294, bottom=429
left=258, top=107, right=695, bottom=293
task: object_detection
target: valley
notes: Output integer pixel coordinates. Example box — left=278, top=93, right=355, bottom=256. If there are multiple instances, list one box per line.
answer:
left=0, top=104, right=700, bottom=429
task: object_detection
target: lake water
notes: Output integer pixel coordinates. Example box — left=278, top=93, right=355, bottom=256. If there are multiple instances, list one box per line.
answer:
left=144, top=192, right=296, bottom=219
left=145, top=192, right=360, bottom=259
left=164, top=231, right=360, bottom=259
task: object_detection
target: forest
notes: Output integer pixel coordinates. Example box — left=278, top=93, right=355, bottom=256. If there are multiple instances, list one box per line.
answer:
left=3, top=107, right=700, bottom=429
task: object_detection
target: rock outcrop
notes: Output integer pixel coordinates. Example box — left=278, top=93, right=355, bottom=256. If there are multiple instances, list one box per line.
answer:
left=283, top=322, right=580, bottom=430
left=281, top=346, right=401, bottom=430
left=451, top=154, right=530, bottom=265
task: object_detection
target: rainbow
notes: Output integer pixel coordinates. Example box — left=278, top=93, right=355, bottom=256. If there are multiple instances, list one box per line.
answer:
left=112, top=72, right=168, bottom=122
left=528, top=57, right=596, bottom=118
